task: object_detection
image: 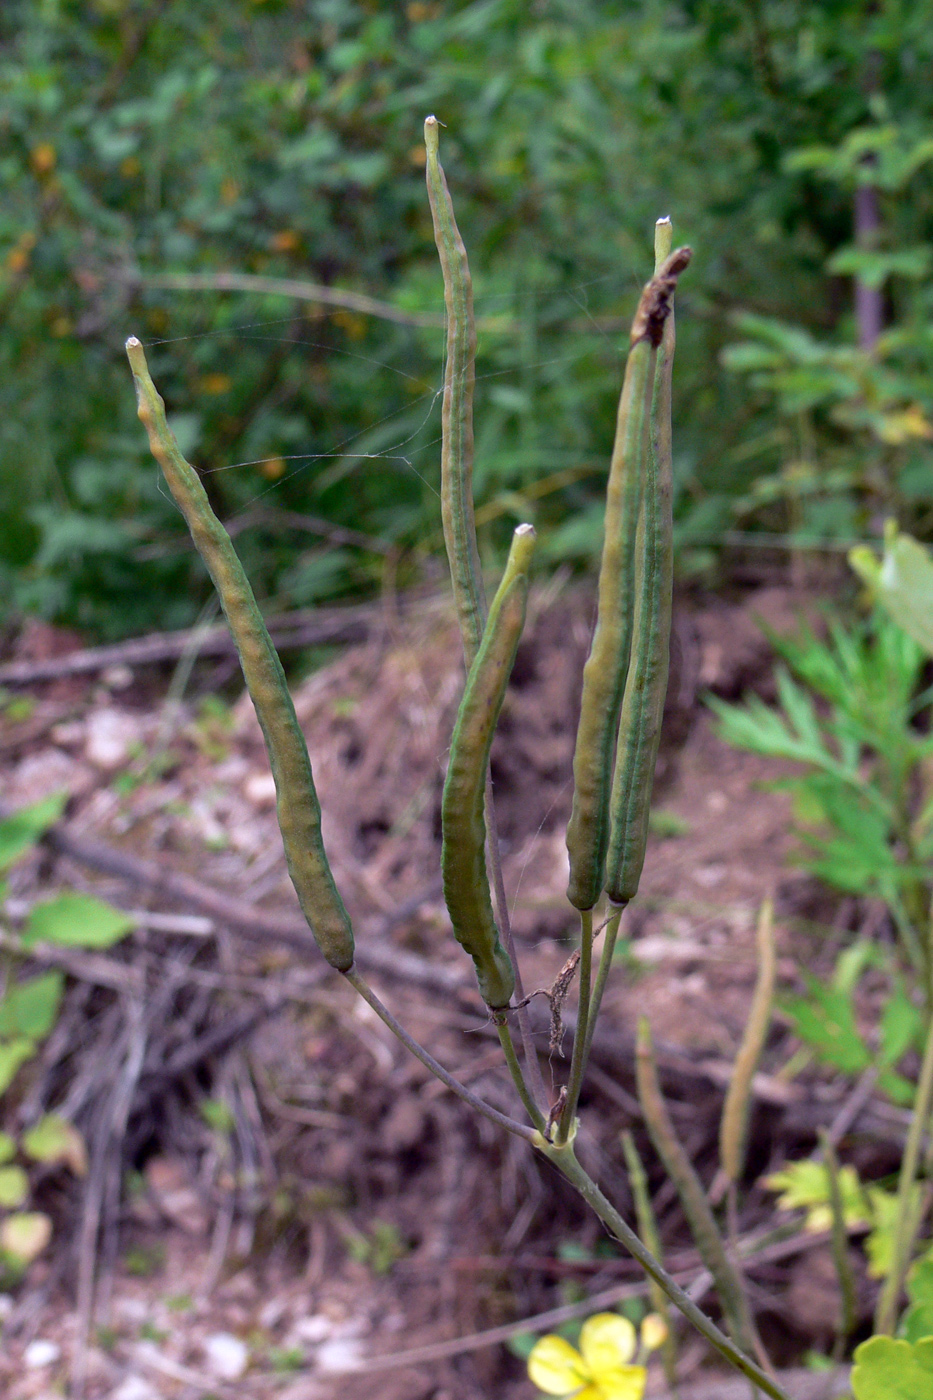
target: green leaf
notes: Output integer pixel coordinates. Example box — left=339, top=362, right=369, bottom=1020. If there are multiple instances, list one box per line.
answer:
left=763, top=1159, right=869, bottom=1233
left=21, top=1114, right=87, bottom=1175
left=0, top=1131, right=16, bottom=1164
left=827, top=246, right=931, bottom=289
left=22, top=893, right=134, bottom=950
left=903, top=1255, right=933, bottom=1343
left=864, top=1184, right=921, bottom=1280
left=851, top=527, right=933, bottom=658
left=0, top=794, right=66, bottom=874
left=0, top=972, right=64, bottom=1040
left=880, top=987, right=923, bottom=1066
left=783, top=978, right=871, bottom=1075
left=0, top=1165, right=29, bottom=1209
left=852, top=1335, right=933, bottom=1399
left=0, top=1039, right=36, bottom=1095
left=0, top=1211, right=51, bottom=1266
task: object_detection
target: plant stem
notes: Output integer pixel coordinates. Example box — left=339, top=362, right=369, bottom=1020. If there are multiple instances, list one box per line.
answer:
left=343, top=968, right=535, bottom=1143
left=486, top=771, right=548, bottom=1112
left=874, top=988, right=933, bottom=1333
left=556, top=908, right=593, bottom=1143
left=622, top=1130, right=679, bottom=1395
left=582, top=902, right=624, bottom=1067
left=535, top=1139, right=792, bottom=1400
left=496, top=1015, right=546, bottom=1132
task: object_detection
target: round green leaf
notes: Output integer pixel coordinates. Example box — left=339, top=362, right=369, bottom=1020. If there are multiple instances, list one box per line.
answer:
left=0, top=1039, right=36, bottom=1095
left=21, top=1115, right=87, bottom=1176
left=0, top=794, right=66, bottom=875
left=852, top=1335, right=933, bottom=1399
left=22, top=893, right=134, bottom=950
left=0, top=1165, right=29, bottom=1209
left=0, top=1131, right=16, bottom=1165
left=0, top=972, right=64, bottom=1040
left=0, top=1211, right=51, bottom=1265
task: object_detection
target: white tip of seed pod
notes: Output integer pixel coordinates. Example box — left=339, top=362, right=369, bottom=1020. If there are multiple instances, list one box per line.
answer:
left=126, top=336, right=141, bottom=348
left=653, top=217, right=674, bottom=271
left=514, top=523, right=535, bottom=537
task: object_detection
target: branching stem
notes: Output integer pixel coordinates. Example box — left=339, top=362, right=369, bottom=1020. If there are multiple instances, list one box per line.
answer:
left=536, top=1140, right=791, bottom=1400
left=343, top=968, right=535, bottom=1143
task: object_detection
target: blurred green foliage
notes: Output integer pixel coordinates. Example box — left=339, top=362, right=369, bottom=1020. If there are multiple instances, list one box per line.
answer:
left=3, top=0, right=933, bottom=637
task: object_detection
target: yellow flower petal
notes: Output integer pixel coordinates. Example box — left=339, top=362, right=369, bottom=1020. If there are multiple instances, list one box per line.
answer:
left=579, top=1314, right=637, bottom=1373
left=528, top=1335, right=590, bottom=1395
left=594, top=1364, right=647, bottom=1400
left=640, top=1313, right=668, bottom=1352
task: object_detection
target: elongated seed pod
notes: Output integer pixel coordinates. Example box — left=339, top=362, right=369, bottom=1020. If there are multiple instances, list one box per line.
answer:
left=565, top=335, right=655, bottom=910
left=636, top=1017, right=757, bottom=1356
left=442, top=525, right=535, bottom=1006
left=719, top=897, right=775, bottom=1185
left=425, top=114, right=486, bottom=666
left=605, top=246, right=691, bottom=906
left=126, top=337, right=354, bottom=972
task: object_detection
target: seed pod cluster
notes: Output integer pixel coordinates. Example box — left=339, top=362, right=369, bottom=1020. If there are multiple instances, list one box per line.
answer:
left=567, top=229, right=691, bottom=911
left=126, top=337, right=354, bottom=973
left=442, top=525, right=536, bottom=1007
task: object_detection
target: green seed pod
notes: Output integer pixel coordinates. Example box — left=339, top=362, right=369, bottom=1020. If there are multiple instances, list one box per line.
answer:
left=442, top=525, right=535, bottom=1007
left=565, top=335, right=655, bottom=910
left=425, top=114, right=486, bottom=667
left=605, top=245, right=691, bottom=906
left=719, top=897, right=775, bottom=1185
left=126, top=337, right=354, bottom=972
left=636, top=1017, right=757, bottom=1355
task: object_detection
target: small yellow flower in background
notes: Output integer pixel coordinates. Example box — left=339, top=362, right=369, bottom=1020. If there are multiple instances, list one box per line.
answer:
left=528, top=1312, right=665, bottom=1400
left=639, top=1313, right=668, bottom=1353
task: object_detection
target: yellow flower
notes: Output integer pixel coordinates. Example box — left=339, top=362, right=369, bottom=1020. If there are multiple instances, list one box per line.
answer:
left=527, top=1314, right=646, bottom=1400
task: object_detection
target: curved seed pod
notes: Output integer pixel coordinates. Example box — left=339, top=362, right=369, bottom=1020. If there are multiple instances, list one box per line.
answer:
left=565, top=335, right=655, bottom=910
left=605, top=245, right=691, bottom=906
left=425, top=114, right=486, bottom=666
left=719, top=897, right=775, bottom=1185
left=126, top=337, right=354, bottom=972
left=442, top=525, right=535, bottom=1006
left=636, top=1018, right=757, bottom=1356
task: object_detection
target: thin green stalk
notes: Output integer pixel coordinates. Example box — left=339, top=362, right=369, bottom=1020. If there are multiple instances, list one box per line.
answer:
left=554, top=912, right=591, bottom=1142
left=581, top=903, right=625, bottom=1067
left=486, top=770, right=548, bottom=1112
left=343, top=968, right=535, bottom=1144
left=819, top=1129, right=857, bottom=1358
left=622, top=1131, right=679, bottom=1396
left=874, top=997, right=933, bottom=1333
left=496, top=1016, right=546, bottom=1133
left=635, top=1018, right=760, bottom=1361
left=535, top=1139, right=791, bottom=1400
left=556, top=908, right=594, bottom=1143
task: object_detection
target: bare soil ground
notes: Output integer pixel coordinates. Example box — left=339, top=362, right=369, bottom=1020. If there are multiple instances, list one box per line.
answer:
left=0, top=581, right=876, bottom=1399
